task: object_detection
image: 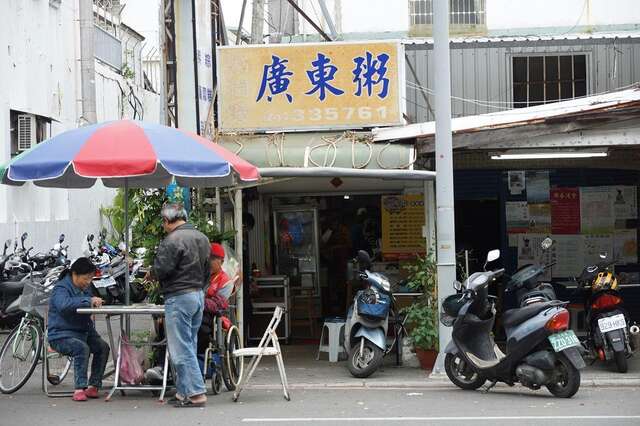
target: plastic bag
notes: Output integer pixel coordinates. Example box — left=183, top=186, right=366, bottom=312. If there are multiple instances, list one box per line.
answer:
left=221, top=243, right=241, bottom=288
left=119, top=337, right=144, bottom=385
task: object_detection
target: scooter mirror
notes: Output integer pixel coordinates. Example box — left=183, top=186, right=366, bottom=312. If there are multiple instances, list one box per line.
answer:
left=484, top=249, right=500, bottom=271
left=599, top=252, right=608, bottom=259
left=486, top=249, right=500, bottom=263
left=21, top=232, right=28, bottom=241
left=59, top=234, right=65, bottom=243
left=88, top=234, right=94, bottom=242
left=453, top=280, right=463, bottom=291
left=541, top=237, right=554, bottom=250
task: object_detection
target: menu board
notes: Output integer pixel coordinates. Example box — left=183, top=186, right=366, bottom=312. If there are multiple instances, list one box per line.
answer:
left=381, top=194, right=426, bottom=259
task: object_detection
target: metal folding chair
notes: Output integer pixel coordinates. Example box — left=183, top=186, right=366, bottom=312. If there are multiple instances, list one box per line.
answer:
left=232, top=305, right=290, bottom=402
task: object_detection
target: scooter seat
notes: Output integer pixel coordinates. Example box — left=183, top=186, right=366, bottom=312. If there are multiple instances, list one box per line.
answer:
left=0, top=281, right=25, bottom=295
left=503, top=301, right=557, bottom=328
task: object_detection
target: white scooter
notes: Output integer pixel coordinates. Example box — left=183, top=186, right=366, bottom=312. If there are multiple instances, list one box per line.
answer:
left=344, top=251, right=394, bottom=378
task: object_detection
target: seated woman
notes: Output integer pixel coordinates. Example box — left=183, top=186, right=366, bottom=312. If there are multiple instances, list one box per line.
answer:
left=48, top=257, right=110, bottom=402
left=197, top=243, right=235, bottom=374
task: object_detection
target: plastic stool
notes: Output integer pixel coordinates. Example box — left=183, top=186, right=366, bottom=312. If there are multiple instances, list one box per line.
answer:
left=316, top=318, right=346, bottom=362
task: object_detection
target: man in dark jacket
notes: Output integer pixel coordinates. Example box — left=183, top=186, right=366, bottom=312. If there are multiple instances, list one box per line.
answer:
left=153, top=203, right=210, bottom=407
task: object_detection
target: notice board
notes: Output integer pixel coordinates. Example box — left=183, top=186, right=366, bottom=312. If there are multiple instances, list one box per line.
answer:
left=381, top=194, right=426, bottom=259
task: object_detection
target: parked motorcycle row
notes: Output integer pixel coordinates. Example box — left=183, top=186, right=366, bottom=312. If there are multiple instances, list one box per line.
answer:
left=0, top=233, right=69, bottom=328
left=344, top=237, right=640, bottom=398
left=0, top=231, right=149, bottom=329
left=81, top=231, right=148, bottom=305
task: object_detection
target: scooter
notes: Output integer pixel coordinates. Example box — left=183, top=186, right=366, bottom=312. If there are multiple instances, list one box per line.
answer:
left=87, top=234, right=147, bottom=305
left=344, top=251, right=394, bottom=378
left=571, top=253, right=639, bottom=373
left=30, top=234, right=69, bottom=272
left=441, top=249, right=585, bottom=398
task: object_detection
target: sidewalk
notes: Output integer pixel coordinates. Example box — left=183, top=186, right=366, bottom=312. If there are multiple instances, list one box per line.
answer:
left=242, top=345, right=640, bottom=390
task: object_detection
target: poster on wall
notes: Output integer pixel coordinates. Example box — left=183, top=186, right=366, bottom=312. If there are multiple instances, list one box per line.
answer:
left=551, top=235, right=584, bottom=278
left=580, top=187, right=615, bottom=234
left=506, top=201, right=529, bottom=234
left=613, top=186, right=637, bottom=220
left=551, top=187, right=580, bottom=234
left=508, top=171, right=525, bottom=195
left=583, top=234, right=614, bottom=266
left=614, top=229, right=638, bottom=264
left=526, top=171, right=550, bottom=203
left=528, top=203, right=551, bottom=233
left=381, top=194, right=426, bottom=259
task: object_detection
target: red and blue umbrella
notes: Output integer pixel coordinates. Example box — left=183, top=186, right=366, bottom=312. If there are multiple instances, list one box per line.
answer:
left=1, top=120, right=259, bottom=188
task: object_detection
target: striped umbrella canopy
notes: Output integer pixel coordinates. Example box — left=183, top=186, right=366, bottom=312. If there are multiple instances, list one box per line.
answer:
left=0, top=120, right=259, bottom=188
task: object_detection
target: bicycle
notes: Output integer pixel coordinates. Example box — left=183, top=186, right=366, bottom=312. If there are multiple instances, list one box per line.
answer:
left=0, top=266, right=72, bottom=395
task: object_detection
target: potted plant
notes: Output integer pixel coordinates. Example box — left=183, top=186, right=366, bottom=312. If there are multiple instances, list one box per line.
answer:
left=402, top=251, right=439, bottom=370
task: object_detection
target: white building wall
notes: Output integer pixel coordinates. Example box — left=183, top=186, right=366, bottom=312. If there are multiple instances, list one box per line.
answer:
left=0, top=0, right=161, bottom=258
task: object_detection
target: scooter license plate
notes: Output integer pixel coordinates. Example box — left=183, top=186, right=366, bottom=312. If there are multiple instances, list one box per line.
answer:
left=548, top=330, right=580, bottom=352
left=598, top=314, right=626, bottom=333
left=93, top=276, right=116, bottom=289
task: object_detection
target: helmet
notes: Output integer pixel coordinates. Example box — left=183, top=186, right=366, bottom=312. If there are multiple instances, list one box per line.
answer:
left=210, top=243, right=225, bottom=259
left=592, top=271, right=617, bottom=291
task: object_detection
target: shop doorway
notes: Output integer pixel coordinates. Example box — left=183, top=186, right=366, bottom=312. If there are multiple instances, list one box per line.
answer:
left=455, top=199, right=501, bottom=276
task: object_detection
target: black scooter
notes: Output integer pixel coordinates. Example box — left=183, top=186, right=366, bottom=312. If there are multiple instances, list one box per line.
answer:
left=441, top=249, right=585, bottom=398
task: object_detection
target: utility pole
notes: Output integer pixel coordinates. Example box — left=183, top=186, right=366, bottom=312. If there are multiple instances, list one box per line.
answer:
left=79, top=0, right=96, bottom=124
left=432, top=0, right=456, bottom=374
left=251, top=0, right=265, bottom=43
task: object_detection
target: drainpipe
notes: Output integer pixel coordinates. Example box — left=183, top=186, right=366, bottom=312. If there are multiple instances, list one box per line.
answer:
left=79, top=0, right=97, bottom=124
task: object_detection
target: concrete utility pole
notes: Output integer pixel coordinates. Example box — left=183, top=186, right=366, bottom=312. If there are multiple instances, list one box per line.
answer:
left=251, top=0, right=265, bottom=43
left=79, top=0, right=97, bottom=124
left=432, top=0, right=456, bottom=374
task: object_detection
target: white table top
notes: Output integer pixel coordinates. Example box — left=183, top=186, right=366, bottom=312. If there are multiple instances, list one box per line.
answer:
left=77, top=304, right=165, bottom=315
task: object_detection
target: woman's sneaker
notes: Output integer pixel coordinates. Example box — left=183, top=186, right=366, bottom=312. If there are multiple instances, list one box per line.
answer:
left=72, top=390, right=88, bottom=402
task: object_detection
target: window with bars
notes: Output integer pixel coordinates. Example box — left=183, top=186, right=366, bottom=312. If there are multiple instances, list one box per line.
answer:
left=512, top=55, right=588, bottom=108
left=409, top=0, right=486, bottom=34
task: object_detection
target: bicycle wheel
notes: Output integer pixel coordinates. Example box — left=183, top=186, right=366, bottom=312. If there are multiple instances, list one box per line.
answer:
left=0, top=321, right=42, bottom=394
left=222, top=325, right=243, bottom=391
left=45, top=347, right=72, bottom=386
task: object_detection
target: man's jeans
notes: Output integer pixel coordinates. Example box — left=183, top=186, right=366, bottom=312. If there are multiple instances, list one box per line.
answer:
left=49, top=332, right=110, bottom=390
left=165, top=290, right=206, bottom=398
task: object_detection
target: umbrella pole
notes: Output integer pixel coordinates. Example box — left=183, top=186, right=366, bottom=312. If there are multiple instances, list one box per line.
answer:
left=124, top=179, right=131, bottom=335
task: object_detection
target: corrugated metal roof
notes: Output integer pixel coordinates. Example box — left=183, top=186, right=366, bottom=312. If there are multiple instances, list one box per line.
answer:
left=402, top=31, right=640, bottom=45
left=373, top=86, right=640, bottom=141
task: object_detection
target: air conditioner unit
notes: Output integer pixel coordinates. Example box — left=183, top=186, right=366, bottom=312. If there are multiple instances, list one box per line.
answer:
left=17, top=114, right=36, bottom=152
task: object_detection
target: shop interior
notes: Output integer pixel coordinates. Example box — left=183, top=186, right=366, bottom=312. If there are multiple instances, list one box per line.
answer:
left=242, top=187, right=428, bottom=344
